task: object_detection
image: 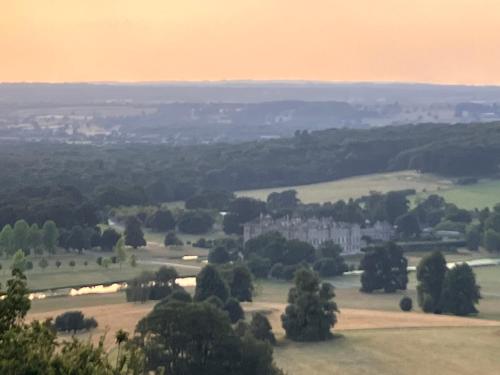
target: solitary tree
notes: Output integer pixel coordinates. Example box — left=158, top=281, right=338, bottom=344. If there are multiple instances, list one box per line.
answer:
left=129, top=254, right=137, bottom=268
left=27, top=224, right=42, bottom=255
left=42, top=221, right=59, bottom=254
left=115, top=329, right=129, bottom=369
left=114, top=237, right=127, bottom=269
left=164, top=231, right=183, bottom=246
left=416, top=251, right=447, bottom=313
left=11, top=249, right=27, bottom=272
left=194, top=264, right=229, bottom=302
left=12, top=220, right=29, bottom=254
left=360, top=242, right=408, bottom=293
left=124, top=217, right=146, bottom=249
left=100, top=228, right=121, bottom=252
left=38, top=258, right=49, bottom=271
left=281, top=268, right=338, bottom=341
left=227, top=264, right=254, bottom=302
left=0, top=225, right=14, bottom=256
left=441, top=263, right=481, bottom=316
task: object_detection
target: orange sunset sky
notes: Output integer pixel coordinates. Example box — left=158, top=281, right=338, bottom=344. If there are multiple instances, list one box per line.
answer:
left=1, top=0, right=500, bottom=84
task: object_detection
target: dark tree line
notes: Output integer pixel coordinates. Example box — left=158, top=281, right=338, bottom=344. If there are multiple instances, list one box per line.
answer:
left=3, top=122, right=500, bottom=231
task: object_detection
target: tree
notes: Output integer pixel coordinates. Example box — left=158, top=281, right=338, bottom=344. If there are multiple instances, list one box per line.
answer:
left=385, top=191, right=409, bottom=224
left=281, top=269, right=338, bottom=341
left=177, top=210, right=214, bottom=234
left=164, top=231, right=183, bottom=246
left=11, top=249, right=27, bottom=272
left=441, top=263, right=481, bottom=316
left=124, top=217, right=146, bottom=249
left=12, top=220, right=29, bottom=254
left=283, top=240, right=315, bottom=265
left=360, top=242, right=408, bottom=293
left=208, top=246, right=230, bottom=264
left=100, top=228, right=121, bottom=252
left=250, top=313, right=276, bottom=345
left=313, top=241, right=348, bottom=277
left=224, top=298, right=244, bottom=323
left=41, top=220, right=59, bottom=254
left=194, top=265, right=229, bottom=302
left=55, top=260, right=62, bottom=268
left=224, top=197, right=266, bottom=235
left=0, top=269, right=30, bottom=334
left=395, top=212, right=420, bottom=238
left=26, top=224, right=42, bottom=254
left=136, top=300, right=282, bottom=375
left=399, top=296, right=413, bottom=312
left=244, top=231, right=287, bottom=265
left=146, top=210, right=176, bottom=232
left=416, top=251, right=447, bottom=313
left=228, top=264, right=254, bottom=302
left=484, top=229, right=500, bottom=252
left=38, top=258, right=49, bottom=271
left=67, top=225, right=90, bottom=252
left=130, top=254, right=137, bottom=268
left=0, top=270, right=144, bottom=374
left=0, top=225, right=14, bottom=256
left=115, top=329, right=130, bottom=370
left=69, top=260, right=76, bottom=268
left=114, top=237, right=127, bottom=269
left=267, top=190, right=300, bottom=211
left=465, top=224, right=481, bottom=251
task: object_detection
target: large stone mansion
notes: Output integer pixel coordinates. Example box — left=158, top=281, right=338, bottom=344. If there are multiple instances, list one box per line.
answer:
left=243, top=215, right=394, bottom=255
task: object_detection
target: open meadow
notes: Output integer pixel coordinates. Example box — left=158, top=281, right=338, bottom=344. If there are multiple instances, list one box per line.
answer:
left=236, top=170, right=452, bottom=204
left=236, top=169, right=500, bottom=210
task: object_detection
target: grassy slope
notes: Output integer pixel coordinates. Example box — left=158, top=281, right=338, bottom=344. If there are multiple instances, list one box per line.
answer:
left=237, top=169, right=500, bottom=210
left=415, top=179, right=500, bottom=210
left=237, top=170, right=452, bottom=204
left=274, top=327, right=500, bottom=375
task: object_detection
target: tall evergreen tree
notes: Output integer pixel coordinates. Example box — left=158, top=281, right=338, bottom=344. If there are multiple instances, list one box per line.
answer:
left=41, top=221, right=59, bottom=254
left=0, top=225, right=14, bottom=256
left=416, top=251, right=447, bottom=313
left=281, top=269, right=338, bottom=342
left=12, top=220, right=29, bottom=254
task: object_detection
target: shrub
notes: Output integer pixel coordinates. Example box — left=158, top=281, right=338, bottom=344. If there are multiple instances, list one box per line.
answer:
left=399, top=296, right=413, bottom=311
left=54, top=311, right=98, bottom=333
left=164, top=231, right=183, bottom=246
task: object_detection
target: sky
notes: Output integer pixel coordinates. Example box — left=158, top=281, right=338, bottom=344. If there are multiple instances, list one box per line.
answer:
left=2, top=0, right=500, bottom=84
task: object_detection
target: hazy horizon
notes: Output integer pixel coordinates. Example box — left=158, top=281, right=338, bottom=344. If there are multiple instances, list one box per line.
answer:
left=3, top=0, right=500, bottom=84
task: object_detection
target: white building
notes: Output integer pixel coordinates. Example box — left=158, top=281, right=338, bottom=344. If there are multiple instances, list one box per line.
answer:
left=243, top=215, right=394, bottom=255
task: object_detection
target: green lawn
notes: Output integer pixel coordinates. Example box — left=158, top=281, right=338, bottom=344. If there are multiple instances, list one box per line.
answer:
left=236, top=170, right=500, bottom=210
left=415, top=178, right=500, bottom=210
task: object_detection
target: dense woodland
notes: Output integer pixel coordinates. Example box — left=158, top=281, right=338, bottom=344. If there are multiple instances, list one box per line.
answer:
left=2, top=121, right=500, bottom=229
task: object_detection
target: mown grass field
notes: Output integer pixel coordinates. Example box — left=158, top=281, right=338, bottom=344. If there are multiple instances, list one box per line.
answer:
left=274, top=326, right=500, bottom=375
left=236, top=169, right=500, bottom=210
left=237, top=170, right=452, bottom=204
left=415, top=178, right=500, bottom=210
